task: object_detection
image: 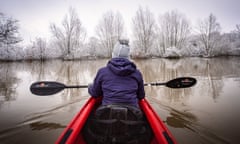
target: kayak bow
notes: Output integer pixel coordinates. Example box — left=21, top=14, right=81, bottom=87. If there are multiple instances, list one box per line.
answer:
left=56, top=97, right=177, bottom=144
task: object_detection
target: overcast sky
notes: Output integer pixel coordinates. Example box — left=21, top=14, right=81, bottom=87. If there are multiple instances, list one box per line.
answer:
left=1, top=0, right=240, bottom=44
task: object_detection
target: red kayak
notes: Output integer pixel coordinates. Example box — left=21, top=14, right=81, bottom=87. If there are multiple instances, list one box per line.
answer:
left=30, top=77, right=196, bottom=144
left=55, top=97, right=177, bottom=144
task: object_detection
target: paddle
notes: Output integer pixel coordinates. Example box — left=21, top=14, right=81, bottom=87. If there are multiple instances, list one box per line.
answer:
left=30, top=77, right=196, bottom=96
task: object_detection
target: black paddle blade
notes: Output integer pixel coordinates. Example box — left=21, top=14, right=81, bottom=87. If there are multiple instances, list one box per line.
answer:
left=166, top=77, right=196, bottom=88
left=30, top=81, right=65, bottom=96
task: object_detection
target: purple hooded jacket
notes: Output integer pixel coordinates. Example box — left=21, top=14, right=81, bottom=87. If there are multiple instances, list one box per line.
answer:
left=88, top=58, right=145, bottom=107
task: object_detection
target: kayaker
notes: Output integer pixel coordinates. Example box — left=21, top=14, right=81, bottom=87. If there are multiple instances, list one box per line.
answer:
left=88, top=39, right=145, bottom=108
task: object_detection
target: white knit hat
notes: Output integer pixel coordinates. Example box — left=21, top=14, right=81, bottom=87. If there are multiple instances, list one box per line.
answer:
left=112, top=39, right=130, bottom=59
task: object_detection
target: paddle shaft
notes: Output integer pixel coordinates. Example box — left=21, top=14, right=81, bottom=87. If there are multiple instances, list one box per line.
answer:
left=65, top=85, right=88, bottom=88
left=144, top=82, right=166, bottom=86
left=67, top=83, right=166, bottom=88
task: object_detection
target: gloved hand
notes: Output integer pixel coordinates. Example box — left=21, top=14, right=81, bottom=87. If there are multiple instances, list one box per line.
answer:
left=88, top=83, right=93, bottom=88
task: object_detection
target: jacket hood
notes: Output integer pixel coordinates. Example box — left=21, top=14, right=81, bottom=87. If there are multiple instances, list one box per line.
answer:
left=107, top=58, right=136, bottom=76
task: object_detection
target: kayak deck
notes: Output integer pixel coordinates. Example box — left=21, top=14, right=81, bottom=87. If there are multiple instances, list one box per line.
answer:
left=56, top=97, right=176, bottom=144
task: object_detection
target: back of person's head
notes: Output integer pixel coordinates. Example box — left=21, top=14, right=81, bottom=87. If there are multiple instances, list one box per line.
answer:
left=112, top=39, right=130, bottom=59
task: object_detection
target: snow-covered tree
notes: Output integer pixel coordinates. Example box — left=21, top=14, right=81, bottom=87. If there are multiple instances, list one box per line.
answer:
left=236, top=24, right=240, bottom=34
left=157, top=10, right=190, bottom=54
left=35, top=37, right=46, bottom=60
left=24, top=38, right=43, bottom=60
left=95, top=11, right=125, bottom=57
left=197, top=14, right=221, bottom=57
left=132, top=6, right=156, bottom=58
left=86, top=36, right=104, bottom=58
left=234, top=24, right=240, bottom=41
left=223, top=24, right=240, bottom=55
left=24, top=37, right=64, bottom=60
left=0, top=12, right=22, bottom=60
left=0, top=13, right=22, bottom=45
left=50, top=7, right=86, bottom=59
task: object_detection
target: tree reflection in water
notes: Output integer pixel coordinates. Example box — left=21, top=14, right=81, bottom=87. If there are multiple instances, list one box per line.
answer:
left=0, top=62, right=20, bottom=107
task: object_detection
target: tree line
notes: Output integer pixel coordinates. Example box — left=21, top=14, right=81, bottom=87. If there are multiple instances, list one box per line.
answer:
left=1, top=7, right=240, bottom=61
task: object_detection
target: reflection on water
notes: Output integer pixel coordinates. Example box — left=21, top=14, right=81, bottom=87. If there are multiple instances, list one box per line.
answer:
left=165, top=110, right=198, bottom=130
left=30, top=122, right=66, bottom=131
left=0, top=63, right=20, bottom=105
left=0, top=57, right=240, bottom=144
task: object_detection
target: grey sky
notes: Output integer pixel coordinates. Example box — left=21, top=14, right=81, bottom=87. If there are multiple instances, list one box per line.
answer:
left=1, top=0, right=240, bottom=44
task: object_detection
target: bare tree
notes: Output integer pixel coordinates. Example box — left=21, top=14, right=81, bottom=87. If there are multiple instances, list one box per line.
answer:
left=24, top=38, right=46, bottom=60
left=0, top=13, right=22, bottom=60
left=95, top=11, right=125, bottom=57
left=50, top=8, right=86, bottom=59
left=231, top=24, right=240, bottom=52
left=236, top=24, right=240, bottom=34
left=158, top=10, right=190, bottom=54
left=197, top=13, right=221, bottom=57
left=35, top=37, right=47, bottom=60
left=132, top=6, right=156, bottom=57
left=0, top=13, right=22, bottom=45
left=114, top=12, right=124, bottom=40
left=235, top=24, right=240, bottom=40
left=87, top=36, right=104, bottom=58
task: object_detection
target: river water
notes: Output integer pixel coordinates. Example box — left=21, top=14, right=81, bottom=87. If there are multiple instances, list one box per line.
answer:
left=0, top=57, right=240, bottom=144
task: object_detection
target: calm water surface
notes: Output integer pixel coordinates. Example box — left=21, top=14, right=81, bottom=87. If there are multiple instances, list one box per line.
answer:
left=0, top=57, right=240, bottom=144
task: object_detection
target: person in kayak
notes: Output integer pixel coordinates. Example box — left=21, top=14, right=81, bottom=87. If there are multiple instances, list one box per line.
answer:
left=88, top=39, right=145, bottom=108
left=87, top=40, right=152, bottom=144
